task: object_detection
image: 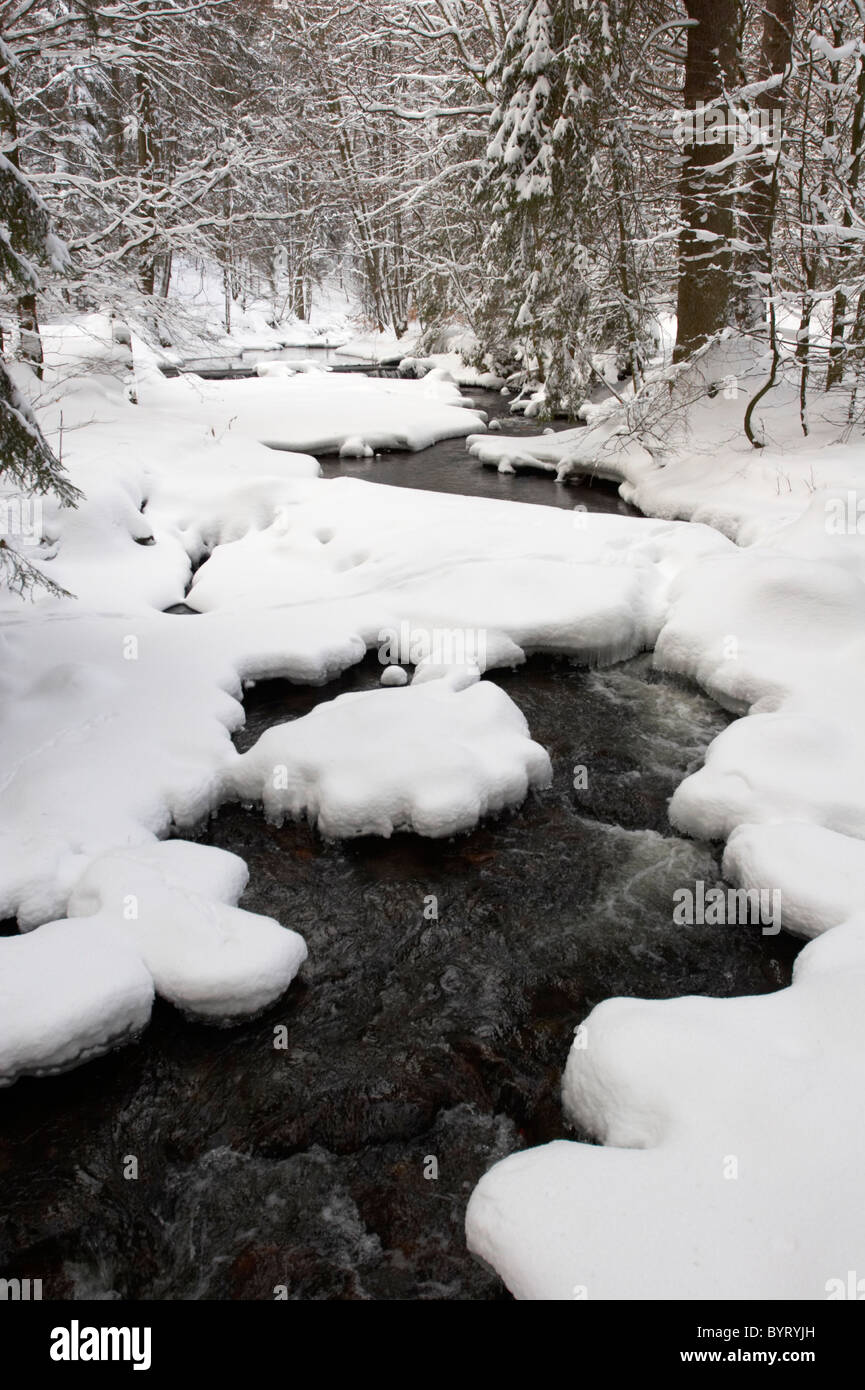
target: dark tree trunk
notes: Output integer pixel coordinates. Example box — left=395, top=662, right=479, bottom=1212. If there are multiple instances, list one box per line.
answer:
left=135, top=55, right=157, bottom=297
left=733, top=0, right=794, bottom=331
left=1, top=44, right=45, bottom=377
left=673, top=0, right=742, bottom=360
left=17, top=292, right=44, bottom=378
left=827, top=35, right=865, bottom=388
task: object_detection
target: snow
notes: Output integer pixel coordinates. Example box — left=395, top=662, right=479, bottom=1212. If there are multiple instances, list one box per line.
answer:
left=335, top=328, right=418, bottom=363
left=0, top=920, right=154, bottom=1086
left=399, top=353, right=507, bottom=391
left=255, top=361, right=298, bottom=378
left=134, top=341, right=488, bottom=456
left=147, top=258, right=356, bottom=359
left=380, top=665, right=408, bottom=687
left=66, top=841, right=307, bottom=1020
left=339, top=435, right=374, bottom=459
left=465, top=340, right=865, bottom=1299
left=654, top=549, right=865, bottom=712
left=180, top=474, right=716, bottom=671
left=671, top=705, right=865, bottom=842
left=654, top=550, right=865, bottom=843
left=467, top=914, right=865, bottom=1298
left=466, top=342, right=865, bottom=543
left=0, top=838, right=305, bottom=1083
left=723, top=823, right=865, bottom=940
left=223, top=667, right=553, bottom=839
left=0, top=607, right=371, bottom=928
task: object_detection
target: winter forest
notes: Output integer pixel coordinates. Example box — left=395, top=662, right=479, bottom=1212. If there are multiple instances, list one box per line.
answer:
left=1, top=0, right=865, bottom=1322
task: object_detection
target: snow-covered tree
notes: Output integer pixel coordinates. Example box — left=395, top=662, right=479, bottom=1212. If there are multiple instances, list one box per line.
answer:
left=0, top=27, right=78, bottom=597
left=673, top=0, right=743, bottom=359
left=475, top=0, right=671, bottom=410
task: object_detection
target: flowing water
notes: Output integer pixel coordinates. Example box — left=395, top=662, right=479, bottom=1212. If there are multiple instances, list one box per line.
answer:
left=315, top=386, right=629, bottom=513
left=0, top=378, right=800, bottom=1301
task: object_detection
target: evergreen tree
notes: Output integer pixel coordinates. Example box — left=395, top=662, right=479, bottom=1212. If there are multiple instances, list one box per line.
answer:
left=474, top=0, right=599, bottom=411
left=0, top=32, right=78, bottom=597
left=474, top=0, right=659, bottom=413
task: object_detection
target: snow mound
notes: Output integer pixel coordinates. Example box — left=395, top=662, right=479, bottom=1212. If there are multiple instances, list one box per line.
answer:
left=65, top=840, right=307, bottom=1021
left=654, top=550, right=865, bottom=713
left=255, top=362, right=296, bottom=378
left=135, top=358, right=486, bottom=456
left=339, top=435, right=373, bottom=459
left=380, top=665, right=408, bottom=687
left=467, top=915, right=865, bottom=1299
left=467, top=417, right=642, bottom=484
left=671, top=706, right=865, bottom=843
left=0, top=840, right=306, bottom=1085
left=723, top=823, right=865, bottom=940
left=223, top=669, right=552, bottom=838
left=399, top=353, right=506, bottom=390
left=0, top=920, right=154, bottom=1086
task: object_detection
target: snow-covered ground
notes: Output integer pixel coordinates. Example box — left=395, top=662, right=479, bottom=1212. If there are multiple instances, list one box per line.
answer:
left=138, top=353, right=488, bottom=457
left=3, top=318, right=865, bottom=1300
left=152, top=259, right=358, bottom=357
left=138, top=322, right=489, bottom=451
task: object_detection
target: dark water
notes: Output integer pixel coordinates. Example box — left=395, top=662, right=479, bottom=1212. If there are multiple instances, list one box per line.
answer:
left=315, top=388, right=631, bottom=515
left=171, top=342, right=628, bottom=512
left=0, top=397, right=799, bottom=1301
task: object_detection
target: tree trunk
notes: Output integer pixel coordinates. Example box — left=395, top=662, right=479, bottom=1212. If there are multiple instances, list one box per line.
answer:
left=1, top=50, right=45, bottom=376
left=222, top=174, right=234, bottom=334
left=135, top=41, right=158, bottom=298
left=16, top=292, right=43, bottom=378
left=673, top=0, right=742, bottom=361
left=826, top=34, right=865, bottom=388
left=733, top=0, right=794, bottom=332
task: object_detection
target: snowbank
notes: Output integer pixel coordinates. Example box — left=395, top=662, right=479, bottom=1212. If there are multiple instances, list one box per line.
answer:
left=400, top=353, right=507, bottom=391
left=723, top=823, right=865, bottom=940
left=467, top=915, right=865, bottom=1298
left=66, top=841, right=307, bottom=1020
left=224, top=667, right=552, bottom=838
left=335, top=328, right=418, bottom=363
left=135, top=350, right=487, bottom=456
left=0, top=921, right=154, bottom=1086
left=0, top=839, right=306, bottom=1083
